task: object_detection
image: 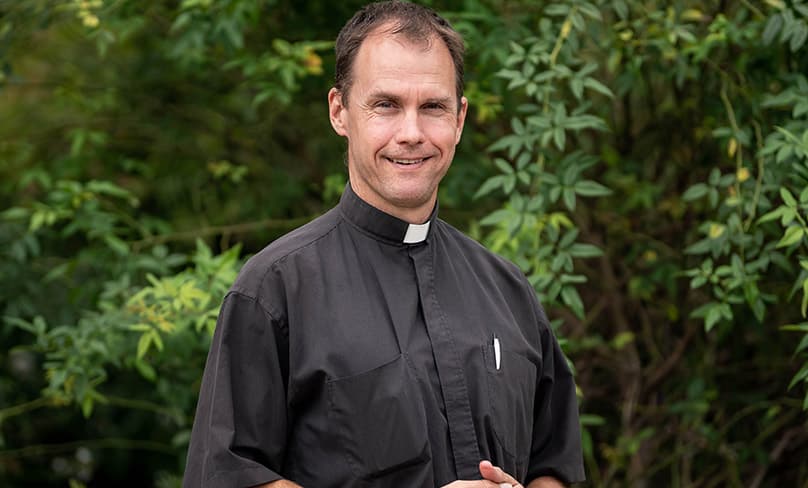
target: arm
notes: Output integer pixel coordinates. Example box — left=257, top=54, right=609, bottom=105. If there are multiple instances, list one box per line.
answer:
left=524, top=288, right=586, bottom=485
left=183, top=292, right=291, bottom=487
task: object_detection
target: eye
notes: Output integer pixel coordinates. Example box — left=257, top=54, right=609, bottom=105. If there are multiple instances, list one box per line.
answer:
left=374, top=100, right=396, bottom=110
left=422, top=102, right=447, bottom=112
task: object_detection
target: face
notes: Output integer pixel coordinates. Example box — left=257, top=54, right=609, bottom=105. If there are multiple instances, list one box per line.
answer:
left=328, top=29, right=468, bottom=223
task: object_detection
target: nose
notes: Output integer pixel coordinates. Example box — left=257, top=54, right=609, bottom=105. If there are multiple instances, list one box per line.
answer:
left=394, top=109, right=425, bottom=145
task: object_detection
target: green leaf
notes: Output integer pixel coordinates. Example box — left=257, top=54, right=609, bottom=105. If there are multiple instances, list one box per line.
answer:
left=797, top=334, right=808, bottom=354
left=559, top=229, right=580, bottom=248
left=803, top=278, right=808, bottom=317
left=494, top=158, right=514, bottom=175
left=82, top=395, right=94, bottom=418
left=579, top=2, right=602, bottom=21
left=682, top=183, right=709, bottom=201
left=560, top=285, right=585, bottom=318
left=487, top=134, right=522, bottom=154
left=104, top=235, right=130, bottom=256
left=611, top=331, right=635, bottom=350
left=563, top=115, right=608, bottom=131
left=690, top=275, right=707, bottom=288
left=685, top=238, right=711, bottom=255
left=29, top=211, right=46, bottom=232
left=152, top=331, right=164, bottom=352
left=708, top=168, right=721, bottom=186
left=691, top=302, right=724, bottom=332
left=762, top=14, right=783, bottom=45
left=569, top=243, right=603, bottom=258
left=545, top=4, right=570, bottom=16
left=612, top=0, right=628, bottom=20
left=705, top=306, right=722, bottom=332
left=752, top=298, right=766, bottom=323
left=86, top=180, right=133, bottom=200
left=134, top=358, right=157, bottom=382
left=790, top=21, right=808, bottom=51
left=570, top=78, right=584, bottom=100
left=794, top=101, right=808, bottom=118
left=474, top=176, right=505, bottom=199
left=560, top=274, right=587, bottom=284
left=574, top=180, right=612, bottom=197
left=137, top=333, right=152, bottom=359
left=553, top=128, right=566, bottom=150
left=776, top=144, right=793, bottom=163
left=480, top=209, right=512, bottom=226
left=562, top=188, right=576, bottom=210
left=758, top=206, right=786, bottom=223
left=570, top=11, right=585, bottom=32
left=517, top=170, right=530, bottom=186
left=579, top=413, right=606, bottom=426
left=781, top=187, right=798, bottom=207
left=781, top=207, right=797, bottom=226
left=1, top=207, right=30, bottom=220
left=789, top=363, right=808, bottom=390
left=583, top=77, right=614, bottom=98
left=776, top=226, right=805, bottom=248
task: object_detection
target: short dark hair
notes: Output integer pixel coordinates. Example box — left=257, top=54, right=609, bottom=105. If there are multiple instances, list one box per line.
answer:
left=334, top=1, right=465, bottom=107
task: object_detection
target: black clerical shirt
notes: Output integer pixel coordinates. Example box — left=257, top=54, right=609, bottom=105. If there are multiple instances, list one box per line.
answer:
left=183, top=183, right=585, bottom=487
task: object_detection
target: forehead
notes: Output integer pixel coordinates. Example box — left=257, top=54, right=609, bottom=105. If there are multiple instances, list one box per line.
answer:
left=351, top=29, right=456, bottom=97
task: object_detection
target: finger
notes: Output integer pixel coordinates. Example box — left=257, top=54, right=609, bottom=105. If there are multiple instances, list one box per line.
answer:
left=478, top=460, right=522, bottom=487
left=440, top=481, right=513, bottom=487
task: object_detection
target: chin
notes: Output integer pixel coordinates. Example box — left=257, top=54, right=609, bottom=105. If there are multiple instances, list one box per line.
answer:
left=388, top=192, right=432, bottom=210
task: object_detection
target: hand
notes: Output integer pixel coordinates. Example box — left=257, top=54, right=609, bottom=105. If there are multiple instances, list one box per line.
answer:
left=440, top=460, right=523, bottom=488
left=251, top=481, right=303, bottom=488
left=479, top=460, right=523, bottom=488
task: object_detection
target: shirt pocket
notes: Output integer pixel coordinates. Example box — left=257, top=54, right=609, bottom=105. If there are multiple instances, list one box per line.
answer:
left=326, top=353, right=429, bottom=480
left=483, top=342, right=537, bottom=461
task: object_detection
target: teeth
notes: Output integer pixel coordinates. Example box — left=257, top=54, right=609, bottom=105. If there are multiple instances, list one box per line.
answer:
left=389, top=158, right=425, bottom=165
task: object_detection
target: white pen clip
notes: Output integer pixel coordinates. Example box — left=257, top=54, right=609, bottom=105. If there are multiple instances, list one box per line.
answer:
left=493, top=336, right=501, bottom=370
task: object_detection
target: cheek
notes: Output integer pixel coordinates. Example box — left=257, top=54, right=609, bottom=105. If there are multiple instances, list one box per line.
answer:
left=426, top=121, right=461, bottom=148
left=361, top=122, right=395, bottom=148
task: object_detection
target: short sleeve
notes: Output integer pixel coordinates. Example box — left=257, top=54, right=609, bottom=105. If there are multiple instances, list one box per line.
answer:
left=183, top=292, right=289, bottom=488
left=525, top=296, right=586, bottom=484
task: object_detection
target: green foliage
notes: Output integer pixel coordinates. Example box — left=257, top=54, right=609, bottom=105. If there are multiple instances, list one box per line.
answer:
left=2, top=0, right=808, bottom=486
left=475, top=1, right=612, bottom=325
left=9, top=239, right=239, bottom=419
left=471, top=0, right=808, bottom=485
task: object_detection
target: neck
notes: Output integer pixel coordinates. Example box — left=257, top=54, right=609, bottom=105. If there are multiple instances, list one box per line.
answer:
left=349, top=185, right=436, bottom=224
left=387, top=202, right=434, bottom=225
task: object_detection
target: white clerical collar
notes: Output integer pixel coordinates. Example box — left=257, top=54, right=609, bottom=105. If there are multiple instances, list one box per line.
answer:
left=403, top=221, right=431, bottom=244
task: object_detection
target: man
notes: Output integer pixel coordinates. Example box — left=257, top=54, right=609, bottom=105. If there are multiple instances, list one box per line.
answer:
left=183, top=2, right=585, bottom=487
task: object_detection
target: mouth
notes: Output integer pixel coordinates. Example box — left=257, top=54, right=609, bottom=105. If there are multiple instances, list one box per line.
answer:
left=385, top=156, right=430, bottom=166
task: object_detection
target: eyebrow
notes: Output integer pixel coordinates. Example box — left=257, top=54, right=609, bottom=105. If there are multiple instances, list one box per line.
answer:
left=367, top=91, right=454, bottom=107
left=366, top=91, right=401, bottom=104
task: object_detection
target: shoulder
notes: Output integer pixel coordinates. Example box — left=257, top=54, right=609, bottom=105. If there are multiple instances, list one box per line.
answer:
left=435, top=219, right=526, bottom=282
left=435, top=219, right=546, bottom=323
left=230, top=207, right=342, bottom=298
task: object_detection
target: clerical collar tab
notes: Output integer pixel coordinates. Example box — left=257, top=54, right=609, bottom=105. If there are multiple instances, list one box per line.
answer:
left=339, top=183, right=438, bottom=244
left=403, top=221, right=430, bottom=244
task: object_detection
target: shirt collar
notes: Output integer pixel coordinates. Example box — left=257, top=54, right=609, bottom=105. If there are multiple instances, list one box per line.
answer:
left=339, top=182, right=437, bottom=245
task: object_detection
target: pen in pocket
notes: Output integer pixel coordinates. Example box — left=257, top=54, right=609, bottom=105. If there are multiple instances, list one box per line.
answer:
left=493, top=336, right=501, bottom=370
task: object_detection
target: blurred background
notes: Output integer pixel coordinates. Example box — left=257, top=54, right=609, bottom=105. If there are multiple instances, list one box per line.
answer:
left=1, top=0, right=807, bottom=486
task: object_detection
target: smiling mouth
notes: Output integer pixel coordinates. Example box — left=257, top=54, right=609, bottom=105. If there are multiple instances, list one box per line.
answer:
left=386, top=157, right=429, bottom=165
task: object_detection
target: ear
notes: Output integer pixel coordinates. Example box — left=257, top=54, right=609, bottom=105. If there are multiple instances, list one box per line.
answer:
left=455, top=96, right=469, bottom=145
left=328, top=87, right=348, bottom=137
